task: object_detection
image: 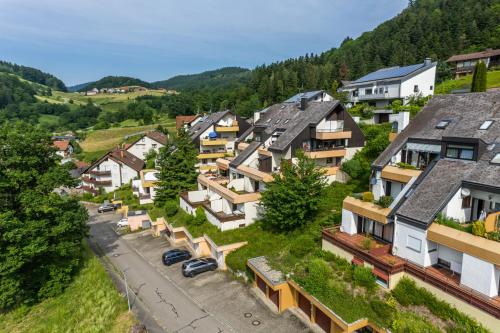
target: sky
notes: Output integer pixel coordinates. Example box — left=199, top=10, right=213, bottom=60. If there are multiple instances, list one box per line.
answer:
left=0, top=0, right=408, bottom=86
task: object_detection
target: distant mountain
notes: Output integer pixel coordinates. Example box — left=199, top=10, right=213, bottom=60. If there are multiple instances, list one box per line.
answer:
left=0, top=60, right=67, bottom=91
left=75, top=76, right=152, bottom=92
left=68, top=82, right=91, bottom=92
left=153, top=67, right=250, bottom=90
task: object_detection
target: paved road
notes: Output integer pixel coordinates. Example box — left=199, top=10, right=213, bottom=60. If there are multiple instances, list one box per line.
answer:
left=87, top=207, right=309, bottom=333
left=88, top=209, right=232, bottom=333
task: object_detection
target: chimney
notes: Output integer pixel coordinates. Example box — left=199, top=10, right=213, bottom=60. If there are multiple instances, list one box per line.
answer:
left=300, top=97, right=308, bottom=110
left=424, top=57, right=431, bottom=66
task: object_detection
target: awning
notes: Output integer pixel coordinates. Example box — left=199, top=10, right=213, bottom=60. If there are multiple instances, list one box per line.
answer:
left=208, top=131, right=218, bottom=139
left=406, top=142, right=441, bottom=153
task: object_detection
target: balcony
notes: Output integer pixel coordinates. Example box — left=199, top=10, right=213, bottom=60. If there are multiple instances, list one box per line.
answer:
left=180, top=191, right=209, bottom=208
left=381, top=165, right=422, bottom=184
left=343, top=196, right=391, bottom=224
left=358, top=92, right=392, bottom=101
left=201, top=138, right=228, bottom=146
left=321, top=166, right=339, bottom=176
left=197, top=152, right=226, bottom=159
left=427, top=223, right=500, bottom=266
left=258, top=147, right=272, bottom=157
left=237, top=142, right=249, bottom=151
left=313, top=129, right=352, bottom=140
left=236, top=165, right=274, bottom=183
left=199, top=164, right=218, bottom=172
left=304, top=147, right=346, bottom=159
left=216, top=158, right=230, bottom=170
left=215, top=122, right=239, bottom=132
left=88, top=170, right=111, bottom=176
left=198, top=174, right=261, bottom=204
left=323, top=227, right=405, bottom=274
left=202, top=202, right=246, bottom=223
left=82, top=185, right=99, bottom=195
left=81, top=177, right=112, bottom=186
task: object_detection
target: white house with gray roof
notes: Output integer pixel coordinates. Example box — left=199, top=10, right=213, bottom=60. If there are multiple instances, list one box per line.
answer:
left=341, top=58, right=437, bottom=109
left=324, top=92, right=500, bottom=328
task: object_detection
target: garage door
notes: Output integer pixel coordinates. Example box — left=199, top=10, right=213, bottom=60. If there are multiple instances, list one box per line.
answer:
left=298, top=293, right=311, bottom=319
left=256, top=276, right=267, bottom=294
left=268, top=288, right=279, bottom=309
left=315, top=306, right=331, bottom=333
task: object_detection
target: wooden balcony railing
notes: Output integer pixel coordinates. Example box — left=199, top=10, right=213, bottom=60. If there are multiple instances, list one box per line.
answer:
left=81, top=177, right=112, bottom=186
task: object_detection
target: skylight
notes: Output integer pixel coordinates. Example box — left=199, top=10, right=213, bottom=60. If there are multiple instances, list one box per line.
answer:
left=284, top=119, right=290, bottom=124
left=479, top=120, right=493, bottom=130
left=492, top=153, right=500, bottom=164
left=275, top=119, right=280, bottom=124
left=436, top=120, right=451, bottom=129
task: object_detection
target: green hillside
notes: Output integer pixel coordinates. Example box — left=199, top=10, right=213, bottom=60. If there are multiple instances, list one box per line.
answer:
left=0, top=60, right=67, bottom=91
left=153, top=67, right=250, bottom=90
left=74, top=75, right=152, bottom=92
left=435, top=70, right=500, bottom=94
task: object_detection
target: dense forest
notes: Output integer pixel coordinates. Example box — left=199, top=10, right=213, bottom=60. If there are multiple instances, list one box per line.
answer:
left=141, top=0, right=500, bottom=118
left=73, top=76, right=152, bottom=92
left=152, top=67, right=250, bottom=90
left=0, top=60, right=67, bottom=91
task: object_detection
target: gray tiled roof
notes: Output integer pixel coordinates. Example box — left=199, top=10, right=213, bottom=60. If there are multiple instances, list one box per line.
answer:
left=373, top=92, right=500, bottom=169
left=188, top=110, right=230, bottom=141
left=283, top=90, right=326, bottom=103
left=229, top=141, right=261, bottom=168
left=255, top=100, right=340, bottom=153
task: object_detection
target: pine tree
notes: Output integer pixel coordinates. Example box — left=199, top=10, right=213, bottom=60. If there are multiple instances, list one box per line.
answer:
left=155, top=127, right=198, bottom=204
left=470, top=61, right=487, bottom=92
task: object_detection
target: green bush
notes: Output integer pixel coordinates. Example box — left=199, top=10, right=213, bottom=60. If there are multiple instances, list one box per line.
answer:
left=192, top=207, right=207, bottom=226
left=396, top=162, right=416, bottom=170
left=471, top=220, right=486, bottom=237
left=392, top=278, right=487, bottom=332
left=361, top=237, right=373, bottom=250
left=353, top=266, right=376, bottom=290
left=377, top=195, right=394, bottom=208
left=361, top=192, right=374, bottom=202
left=289, top=235, right=317, bottom=258
left=164, top=201, right=178, bottom=217
left=486, top=231, right=500, bottom=241
left=391, top=312, right=441, bottom=333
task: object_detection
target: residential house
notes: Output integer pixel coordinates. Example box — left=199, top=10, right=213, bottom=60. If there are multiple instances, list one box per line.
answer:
left=132, top=169, right=159, bottom=205
left=446, top=48, right=500, bottom=78
left=181, top=91, right=365, bottom=231
left=187, top=110, right=251, bottom=173
left=340, top=58, right=437, bottom=113
left=125, top=131, right=168, bottom=160
left=86, top=88, right=99, bottom=96
left=323, top=92, right=500, bottom=328
left=175, top=115, right=200, bottom=130
left=81, top=148, right=145, bottom=195
left=53, top=140, right=73, bottom=163
left=126, top=210, right=152, bottom=231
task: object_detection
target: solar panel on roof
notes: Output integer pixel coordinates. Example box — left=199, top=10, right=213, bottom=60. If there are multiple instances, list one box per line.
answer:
left=352, top=63, right=425, bottom=84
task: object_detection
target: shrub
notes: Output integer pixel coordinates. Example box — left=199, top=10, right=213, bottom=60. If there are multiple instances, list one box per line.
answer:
left=391, top=312, right=441, bottom=333
left=353, top=266, right=376, bottom=290
left=370, top=299, right=395, bottom=323
left=396, top=162, right=416, bottom=170
left=361, top=192, right=374, bottom=202
left=471, top=220, right=486, bottom=237
left=486, top=231, right=500, bottom=241
left=164, top=201, right=178, bottom=217
left=289, top=235, right=317, bottom=258
left=377, top=195, right=393, bottom=208
left=303, top=259, right=333, bottom=293
left=192, top=207, right=207, bottom=226
left=361, top=237, right=373, bottom=250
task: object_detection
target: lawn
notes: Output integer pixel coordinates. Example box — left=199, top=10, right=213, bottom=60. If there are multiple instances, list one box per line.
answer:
left=435, top=70, right=500, bottom=94
left=38, top=114, right=60, bottom=127
left=0, top=246, right=136, bottom=333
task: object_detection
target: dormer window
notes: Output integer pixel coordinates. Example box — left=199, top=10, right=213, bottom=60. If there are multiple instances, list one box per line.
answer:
left=436, top=120, right=451, bottom=129
left=445, top=144, right=474, bottom=160
left=479, top=120, right=493, bottom=130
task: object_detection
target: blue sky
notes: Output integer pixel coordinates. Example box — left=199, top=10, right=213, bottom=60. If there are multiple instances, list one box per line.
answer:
left=0, top=0, right=407, bottom=86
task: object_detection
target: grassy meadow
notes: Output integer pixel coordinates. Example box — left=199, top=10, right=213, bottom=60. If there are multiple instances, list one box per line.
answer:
left=0, top=248, right=136, bottom=333
left=435, top=70, right=500, bottom=94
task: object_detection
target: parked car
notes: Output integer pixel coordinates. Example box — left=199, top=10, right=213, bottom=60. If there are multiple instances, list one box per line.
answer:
left=162, top=249, right=192, bottom=266
left=97, top=203, right=116, bottom=213
left=182, top=257, right=217, bottom=277
left=117, top=218, right=128, bottom=228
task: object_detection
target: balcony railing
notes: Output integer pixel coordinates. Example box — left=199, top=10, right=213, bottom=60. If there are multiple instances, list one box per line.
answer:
left=202, top=202, right=245, bottom=223
left=303, top=146, right=346, bottom=159
left=81, top=177, right=112, bottom=186
left=82, top=185, right=99, bottom=195
left=88, top=170, right=111, bottom=176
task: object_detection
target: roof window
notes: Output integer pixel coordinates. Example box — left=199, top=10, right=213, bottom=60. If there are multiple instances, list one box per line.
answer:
left=284, top=119, right=290, bottom=124
left=492, top=153, right=500, bottom=164
left=436, top=120, right=451, bottom=129
left=479, top=120, right=493, bottom=130
left=275, top=119, right=280, bottom=124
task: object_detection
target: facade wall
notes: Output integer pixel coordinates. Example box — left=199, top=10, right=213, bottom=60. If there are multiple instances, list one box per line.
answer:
left=393, top=221, right=432, bottom=267
left=400, top=66, right=436, bottom=100
left=437, top=245, right=463, bottom=273
left=341, top=209, right=357, bottom=235
left=461, top=253, right=500, bottom=297
left=127, top=136, right=164, bottom=160
left=441, top=188, right=469, bottom=222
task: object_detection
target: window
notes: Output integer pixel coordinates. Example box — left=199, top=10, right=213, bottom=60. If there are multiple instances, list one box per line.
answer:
left=232, top=203, right=238, bottom=211
left=326, top=157, right=333, bottom=164
left=378, top=87, right=383, bottom=94
left=365, top=88, right=373, bottom=95
left=430, top=85, right=433, bottom=90
left=445, top=144, right=474, bottom=160
left=407, top=235, right=422, bottom=252
left=152, top=144, right=157, bottom=148
left=436, top=120, right=451, bottom=129
left=479, top=120, right=493, bottom=130
left=284, top=119, right=290, bottom=124
left=462, top=195, right=471, bottom=208
left=384, top=86, right=388, bottom=93
left=413, top=85, right=419, bottom=93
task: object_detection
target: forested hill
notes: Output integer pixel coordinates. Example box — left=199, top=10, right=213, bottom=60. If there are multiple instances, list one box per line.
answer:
left=0, top=60, right=67, bottom=91
left=152, top=67, right=250, bottom=90
left=74, top=76, right=152, bottom=92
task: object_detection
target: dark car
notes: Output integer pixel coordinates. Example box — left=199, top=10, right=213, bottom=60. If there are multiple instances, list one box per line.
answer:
left=97, top=204, right=116, bottom=213
left=182, top=257, right=218, bottom=277
left=162, top=249, right=192, bottom=266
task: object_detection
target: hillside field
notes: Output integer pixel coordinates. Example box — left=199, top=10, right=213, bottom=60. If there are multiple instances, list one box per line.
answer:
left=435, top=70, right=500, bottom=95
left=0, top=247, right=136, bottom=333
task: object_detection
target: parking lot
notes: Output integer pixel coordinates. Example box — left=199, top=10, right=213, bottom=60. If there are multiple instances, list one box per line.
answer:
left=88, top=206, right=311, bottom=333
